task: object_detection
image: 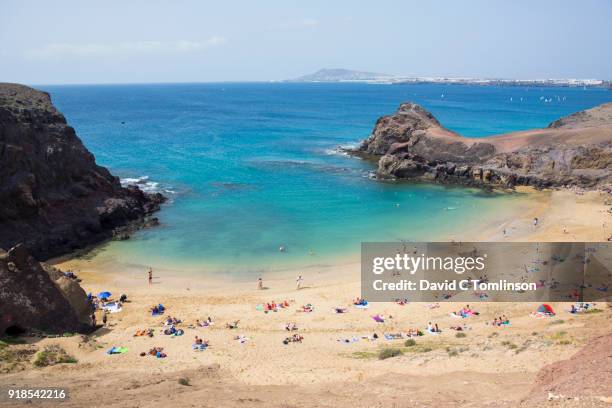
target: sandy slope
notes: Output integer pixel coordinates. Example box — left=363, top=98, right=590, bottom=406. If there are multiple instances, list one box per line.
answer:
left=1, top=189, right=610, bottom=407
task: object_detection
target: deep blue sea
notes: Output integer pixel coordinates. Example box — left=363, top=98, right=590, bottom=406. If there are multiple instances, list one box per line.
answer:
left=41, top=83, right=611, bottom=274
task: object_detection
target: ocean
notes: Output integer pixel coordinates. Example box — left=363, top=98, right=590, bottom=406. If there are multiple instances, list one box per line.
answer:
left=41, top=82, right=611, bottom=274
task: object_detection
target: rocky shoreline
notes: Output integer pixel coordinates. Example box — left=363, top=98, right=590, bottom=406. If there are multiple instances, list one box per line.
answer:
left=0, top=83, right=166, bottom=260
left=353, top=102, right=612, bottom=190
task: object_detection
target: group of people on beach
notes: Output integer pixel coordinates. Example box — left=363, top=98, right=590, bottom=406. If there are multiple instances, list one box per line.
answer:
left=263, top=300, right=290, bottom=312
left=452, top=305, right=480, bottom=318
left=95, top=265, right=602, bottom=363
left=193, top=335, right=209, bottom=351
left=491, top=315, right=510, bottom=326
left=256, top=275, right=305, bottom=290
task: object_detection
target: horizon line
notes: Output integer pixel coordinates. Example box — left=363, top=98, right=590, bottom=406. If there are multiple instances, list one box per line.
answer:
left=9, top=77, right=611, bottom=88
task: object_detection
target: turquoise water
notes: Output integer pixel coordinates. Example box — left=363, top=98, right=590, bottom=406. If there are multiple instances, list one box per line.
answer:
left=41, top=83, right=611, bottom=273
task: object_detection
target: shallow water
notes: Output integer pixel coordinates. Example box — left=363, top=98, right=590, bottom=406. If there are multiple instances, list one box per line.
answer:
left=41, top=82, right=611, bottom=273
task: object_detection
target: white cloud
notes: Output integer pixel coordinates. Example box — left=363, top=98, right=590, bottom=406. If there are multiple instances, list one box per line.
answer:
left=24, top=37, right=227, bottom=60
left=273, top=18, right=319, bottom=30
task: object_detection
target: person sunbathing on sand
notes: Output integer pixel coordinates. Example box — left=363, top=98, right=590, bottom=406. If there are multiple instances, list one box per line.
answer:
left=134, top=328, right=154, bottom=337
left=147, top=347, right=166, bottom=358
left=164, top=316, right=181, bottom=326
left=285, top=322, right=297, bottom=331
left=427, top=322, right=441, bottom=333
left=150, top=304, right=165, bottom=316
left=353, top=297, right=367, bottom=306
left=197, top=317, right=214, bottom=327
left=492, top=316, right=510, bottom=326
left=372, top=314, right=385, bottom=323
left=163, top=325, right=184, bottom=336
left=333, top=307, right=347, bottom=313
left=283, top=334, right=304, bottom=344
left=300, top=304, right=314, bottom=312
left=193, top=336, right=209, bottom=346
left=406, top=328, right=422, bottom=337
left=226, top=320, right=240, bottom=329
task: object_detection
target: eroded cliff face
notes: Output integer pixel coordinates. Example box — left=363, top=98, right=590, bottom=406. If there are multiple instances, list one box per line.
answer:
left=0, top=83, right=165, bottom=260
left=358, top=102, right=612, bottom=189
left=0, top=244, right=92, bottom=335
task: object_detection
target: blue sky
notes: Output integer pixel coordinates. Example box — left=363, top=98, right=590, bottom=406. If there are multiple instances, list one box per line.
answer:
left=1, top=0, right=611, bottom=84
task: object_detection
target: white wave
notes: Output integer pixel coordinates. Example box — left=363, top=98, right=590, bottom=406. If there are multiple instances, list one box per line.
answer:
left=120, top=175, right=172, bottom=194
left=121, top=176, right=149, bottom=185
left=324, top=143, right=360, bottom=157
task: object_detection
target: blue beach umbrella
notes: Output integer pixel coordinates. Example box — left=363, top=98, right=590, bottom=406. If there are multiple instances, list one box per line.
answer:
left=98, top=291, right=112, bottom=300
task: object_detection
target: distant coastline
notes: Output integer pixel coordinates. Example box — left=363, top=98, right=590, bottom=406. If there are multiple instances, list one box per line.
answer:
left=289, top=68, right=611, bottom=88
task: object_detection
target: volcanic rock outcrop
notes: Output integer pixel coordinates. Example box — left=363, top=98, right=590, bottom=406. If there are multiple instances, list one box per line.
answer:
left=0, top=83, right=165, bottom=260
left=357, top=102, right=612, bottom=189
left=523, top=331, right=612, bottom=404
left=0, top=244, right=92, bottom=335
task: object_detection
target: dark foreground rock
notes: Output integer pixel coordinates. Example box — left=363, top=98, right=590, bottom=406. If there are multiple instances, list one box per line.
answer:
left=357, top=102, right=612, bottom=189
left=0, top=83, right=166, bottom=260
left=0, top=244, right=92, bottom=335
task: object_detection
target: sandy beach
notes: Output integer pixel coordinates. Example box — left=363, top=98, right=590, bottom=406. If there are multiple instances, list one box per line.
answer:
left=2, top=189, right=611, bottom=407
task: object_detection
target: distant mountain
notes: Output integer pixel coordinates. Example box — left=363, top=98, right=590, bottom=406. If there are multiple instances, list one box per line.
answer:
left=292, top=68, right=393, bottom=82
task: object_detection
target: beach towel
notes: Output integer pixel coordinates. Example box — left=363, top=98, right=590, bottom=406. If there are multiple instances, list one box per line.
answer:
left=372, top=315, right=385, bottom=323
left=102, top=302, right=122, bottom=313
left=107, top=346, right=128, bottom=355
left=354, top=304, right=369, bottom=309
left=192, top=344, right=207, bottom=351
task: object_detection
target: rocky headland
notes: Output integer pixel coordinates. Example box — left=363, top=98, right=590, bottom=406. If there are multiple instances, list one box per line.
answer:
left=356, top=102, right=612, bottom=189
left=0, top=83, right=166, bottom=260
left=0, top=244, right=93, bottom=335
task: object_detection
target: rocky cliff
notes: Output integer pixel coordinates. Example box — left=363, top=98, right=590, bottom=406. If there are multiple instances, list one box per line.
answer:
left=0, top=244, right=92, bottom=334
left=357, top=102, right=612, bottom=189
left=0, top=83, right=165, bottom=260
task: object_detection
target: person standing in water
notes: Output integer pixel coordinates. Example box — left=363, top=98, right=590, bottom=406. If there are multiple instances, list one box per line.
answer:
left=148, top=267, right=153, bottom=286
left=296, top=275, right=303, bottom=290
